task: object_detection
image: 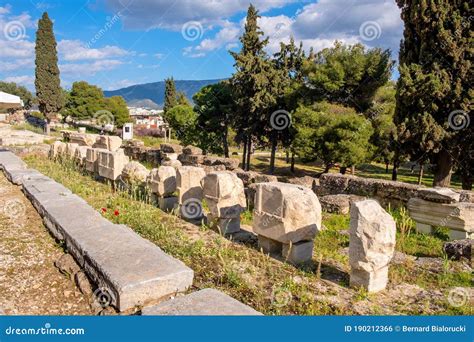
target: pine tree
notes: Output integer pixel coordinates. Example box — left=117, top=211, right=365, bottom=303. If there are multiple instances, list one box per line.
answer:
left=395, top=0, right=473, bottom=188
left=35, top=12, right=62, bottom=134
left=230, top=4, right=283, bottom=171
left=163, top=77, right=177, bottom=114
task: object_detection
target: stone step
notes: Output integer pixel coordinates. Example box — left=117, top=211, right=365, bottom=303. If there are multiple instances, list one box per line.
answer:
left=141, top=289, right=262, bottom=315
left=0, top=150, right=27, bottom=171
left=4, top=168, right=45, bottom=185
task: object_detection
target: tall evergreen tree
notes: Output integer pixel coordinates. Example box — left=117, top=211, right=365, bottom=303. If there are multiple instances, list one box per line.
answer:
left=230, top=4, right=283, bottom=171
left=35, top=12, right=62, bottom=134
left=163, top=77, right=177, bottom=114
left=395, top=0, right=473, bottom=188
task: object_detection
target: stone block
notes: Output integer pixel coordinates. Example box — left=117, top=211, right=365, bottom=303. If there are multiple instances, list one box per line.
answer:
left=207, top=215, right=240, bottom=234
left=141, top=289, right=261, bottom=315
left=49, top=141, right=66, bottom=160
left=162, top=152, right=178, bottom=161
left=234, top=169, right=259, bottom=187
left=417, top=187, right=460, bottom=203
left=443, top=239, right=472, bottom=262
left=149, top=166, right=177, bottom=197
left=202, top=171, right=246, bottom=218
left=74, top=146, right=89, bottom=165
left=176, top=166, right=206, bottom=204
left=183, top=145, right=202, bottom=155
left=93, top=135, right=123, bottom=152
left=254, top=174, right=278, bottom=183
left=258, top=235, right=282, bottom=254
left=4, top=168, right=44, bottom=185
left=349, top=200, right=396, bottom=292
left=121, top=161, right=149, bottom=184
left=85, top=148, right=106, bottom=174
left=320, top=194, right=364, bottom=214
left=65, top=143, right=79, bottom=159
left=282, top=240, right=314, bottom=265
left=161, top=159, right=182, bottom=168
left=69, top=132, right=96, bottom=147
left=408, top=198, right=474, bottom=234
left=160, top=143, right=183, bottom=154
left=98, top=149, right=129, bottom=181
left=252, top=182, right=322, bottom=244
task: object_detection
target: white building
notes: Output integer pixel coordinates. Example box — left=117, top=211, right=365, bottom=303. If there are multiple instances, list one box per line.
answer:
left=128, top=107, right=165, bottom=129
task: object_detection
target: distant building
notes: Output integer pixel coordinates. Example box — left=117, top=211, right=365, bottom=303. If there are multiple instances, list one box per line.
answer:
left=128, top=107, right=165, bottom=129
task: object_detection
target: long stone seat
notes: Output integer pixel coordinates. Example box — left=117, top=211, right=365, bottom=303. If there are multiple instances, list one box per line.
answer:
left=3, top=168, right=44, bottom=185
left=141, top=289, right=262, bottom=315
left=0, top=150, right=27, bottom=171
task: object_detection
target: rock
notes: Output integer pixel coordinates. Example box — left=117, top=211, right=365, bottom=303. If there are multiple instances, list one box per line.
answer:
left=202, top=164, right=227, bottom=173
left=141, top=289, right=261, bottom=315
left=75, top=271, right=93, bottom=295
left=178, top=154, right=204, bottom=165
left=69, top=132, right=96, bottom=147
left=160, top=143, right=183, bottom=154
left=408, top=198, right=474, bottom=239
left=97, top=149, right=129, bottom=181
left=254, top=174, right=278, bottom=183
left=252, top=182, right=322, bottom=244
left=49, top=141, right=66, bottom=159
left=93, top=135, right=122, bottom=152
left=349, top=199, right=396, bottom=292
left=417, top=187, right=460, bottom=203
left=459, top=190, right=474, bottom=203
left=282, top=240, right=314, bottom=265
left=161, top=159, right=182, bottom=168
left=121, top=161, right=149, bottom=184
left=320, top=194, right=364, bottom=214
left=176, top=166, right=206, bottom=204
left=85, top=148, right=106, bottom=174
left=73, top=146, right=89, bottom=165
left=183, top=145, right=203, bottom=155
left=54, top=253, right=80, bottom=279
left=234, top=170, right=259, bottom=187
left=287, top=176, right=315, bottom=190
left=65, top=143, right=79, bottom=159
left=161, top=152, right=179, bottom=161
left=443, top=239, right=472, bottom=262
left=149, top=166, right=177, bottom=197
left=202, top=171, right=246, bottom=218
left=202, top=156, right=240, bottom=170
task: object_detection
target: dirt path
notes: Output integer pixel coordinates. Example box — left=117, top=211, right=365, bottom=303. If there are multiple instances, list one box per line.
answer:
left=0, top=173, right=94, bottom=315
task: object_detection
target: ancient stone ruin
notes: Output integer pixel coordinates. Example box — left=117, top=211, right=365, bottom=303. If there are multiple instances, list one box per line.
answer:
left=176, top=166, right=206, bottom=221
left=149, top=166, right=178, bottom=211
left=349, top=199, right=396, bottom=292
left=252, top=182, right=322, bottom=265
left=202, top=171, right=246, bottom=234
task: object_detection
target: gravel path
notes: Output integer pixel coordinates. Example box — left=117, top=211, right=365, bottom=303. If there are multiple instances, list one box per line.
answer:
left=0, top=173, right=94, bottom=315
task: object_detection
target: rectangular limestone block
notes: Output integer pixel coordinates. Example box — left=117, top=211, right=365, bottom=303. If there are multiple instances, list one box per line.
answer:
left=207, top=215, right=240, bottom=234
left=350, top=267, right=389, bottom=293
left=408, top=198, right=474, bottom=233
left=141, top=288, right=261, bottom=315
left=415, top=222, right=434, bottom=235
left=65, top=143, right=79, bottom=159
left=149, top=166, right=177, bottom=197
left=252, top=182, right=322, bottom=244
left=85, top=148, right=106, bottom=173
left=3, top=168, right=44, bottom=185
left=282, top=240, right=314, bottom=265
left=202, top=171, right=246, bottom=218
left=74, top=146, right=89, bottom=165
left=258, top=235, right=282, bottom=255
left=93, top=135, right=123, bottom=152
left=82, top=224, right=194, bottom=311
left=176, top=166, right=206, bottom=203
left=98, top=149, right=129, bottom=180
left=0, top=150, right=27, bottom=170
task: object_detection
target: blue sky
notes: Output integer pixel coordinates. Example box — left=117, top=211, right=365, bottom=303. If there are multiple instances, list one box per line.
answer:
left=0, top=0, right=403, bottom=92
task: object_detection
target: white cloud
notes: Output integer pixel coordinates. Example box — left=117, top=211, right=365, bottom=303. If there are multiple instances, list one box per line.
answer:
left=58, top=39, right=129, bottom=61
left=60, top=59, right=124, bottom=76
left=3, top=75, right=34, bottom=86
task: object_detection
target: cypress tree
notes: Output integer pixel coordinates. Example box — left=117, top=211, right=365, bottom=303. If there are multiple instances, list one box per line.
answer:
left=395, top=0, right=472, bottom=188
left=230, top=4, right=282, bottom=171
left=35, top=12, right=62, bottom=134
left=163, top=77, right=177, bottom=114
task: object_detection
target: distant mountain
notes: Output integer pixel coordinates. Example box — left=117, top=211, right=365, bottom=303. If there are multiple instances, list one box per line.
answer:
left=104, top=79, right=224, bottom=109
left=127, top=99, right=160, bottom=109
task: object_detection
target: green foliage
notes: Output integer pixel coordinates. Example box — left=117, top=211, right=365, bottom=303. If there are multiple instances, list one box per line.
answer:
left=35, top=12, right=63, bottom=120
left=0, top=81, right=34, bottom=109
left=293, top=102, right=373, bottom=168
left=395, top=0, right=473, bottom=187
left=165, top=104, right=197, bottom=145
left=193, top=81, right=234, bottom=155
left=66, top=81, right=105, bottom=120
left=303, top=42, right=394, bottom=111
left=176, top=91, right=190, bottom=106
left=163, top=78, right=177, bottom=114
left=105, top=96, right=130, bottom=128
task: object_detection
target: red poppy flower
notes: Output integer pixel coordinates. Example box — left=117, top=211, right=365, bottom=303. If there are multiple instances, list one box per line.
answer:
left=114, top=210, right=119, bottom=216
left=101, top=208, right=107, bottom=213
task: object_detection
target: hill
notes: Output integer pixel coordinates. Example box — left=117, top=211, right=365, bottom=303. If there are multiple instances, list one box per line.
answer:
left=104, top=79, right=224, bottom=108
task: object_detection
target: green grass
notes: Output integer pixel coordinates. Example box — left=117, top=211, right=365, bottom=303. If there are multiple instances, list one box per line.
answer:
left=139, top=136, right=181, bottom=147
left=21, top=154, right=472, bottom=315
